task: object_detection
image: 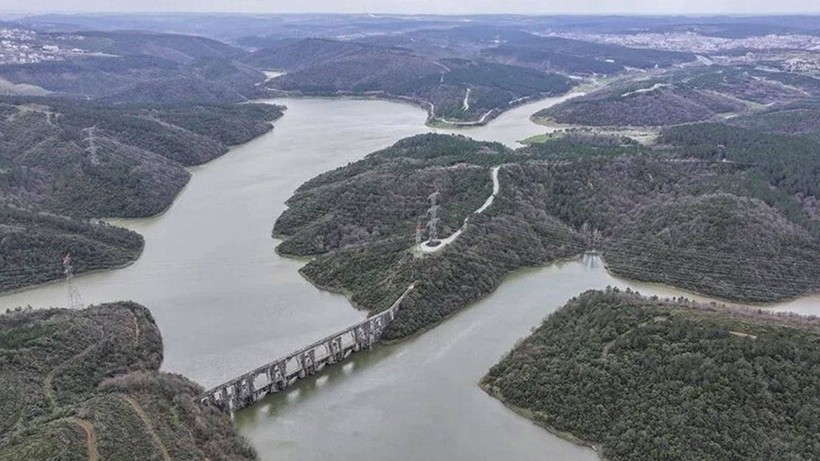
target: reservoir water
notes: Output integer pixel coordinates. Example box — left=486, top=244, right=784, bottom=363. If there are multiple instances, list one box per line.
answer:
left=1, top=95, right=817, bottom=461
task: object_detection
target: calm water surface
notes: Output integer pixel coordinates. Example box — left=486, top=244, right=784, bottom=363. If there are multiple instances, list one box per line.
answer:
left=1, top=96, right=817, bottom=461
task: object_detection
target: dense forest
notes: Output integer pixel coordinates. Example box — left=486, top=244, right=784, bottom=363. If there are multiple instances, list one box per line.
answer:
left=0, top=302, right=257, bottom=460
left=0, top=206, right=143, bottom=293
left=537, top=66, right=820, bottom=127
left=248, top=32, right=693, bottom=124
left=660, top=122, right=820, bottom=215
left=274, top=133, right=820, bottom=338
left=482, top=289, right=820, bottom=461
left=0, top=98, right=283, bottom=218
left=249, top=38, right=575, bottom=123
left=0, top=98, right=283, bottom=292
left=0, top=31, right=264, bottom=104
left=353, top=27, right=695, bottom=74
left=480, top=35, right=695, bottom=74
left=727, top=98, right=820, bottom=140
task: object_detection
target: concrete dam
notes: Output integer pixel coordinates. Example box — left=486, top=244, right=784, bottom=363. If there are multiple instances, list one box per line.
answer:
left=199, top=285, right=415, bottom=412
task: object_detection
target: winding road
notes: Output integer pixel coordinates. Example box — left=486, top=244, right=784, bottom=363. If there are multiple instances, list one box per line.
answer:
left=417, top=165, right=500, bottom=254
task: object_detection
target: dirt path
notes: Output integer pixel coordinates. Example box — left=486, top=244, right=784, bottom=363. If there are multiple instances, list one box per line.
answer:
left=71, top=418, right=100, bottom=461
left=44, top=341, right=98, bottom=409
left=122, top=395, right=172, bottom=461
left=129, top=309, right=141, bottom=347
left=43, top=317, right=107, bottom=409
left=417, top=166, right=501, bottom=254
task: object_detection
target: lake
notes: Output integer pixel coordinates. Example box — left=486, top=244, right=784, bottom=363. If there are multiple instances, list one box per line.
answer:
left=1, top=95, right=816, bottom=461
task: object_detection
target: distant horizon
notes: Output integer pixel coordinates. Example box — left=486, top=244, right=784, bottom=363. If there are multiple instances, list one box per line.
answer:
left=4, top=11, right=820, bottom=17
left=2, top=0, right=820, bottom=17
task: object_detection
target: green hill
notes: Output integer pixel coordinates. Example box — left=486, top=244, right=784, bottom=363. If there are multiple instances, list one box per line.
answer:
left=0, top=99, right=283, bottom=293
left=537, top=66, right=820, bottom=127
left=0, top=31, right=265, bottom=105
left=46, top=30, right=243, bottom=64
left=251, top=38, right=573, bottom=124
left=482, top=289, right=820, bottom=461
left=606, top=194, right=820, bottom=302
left=0, top=206, right=143, bottom=293
left=481, top=35, right=695, bottom=75
left=0, top=302, right=256, bottom=460
left=274, top=134, right=820, bottom=338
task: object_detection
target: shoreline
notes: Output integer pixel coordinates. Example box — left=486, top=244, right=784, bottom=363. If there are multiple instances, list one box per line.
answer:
left=273, top=239, right=819, bottom=346
left=601, top=258, right=820, bottom=309
left=0, top=109, right=285, bottom=299
left=479, top=380, right=608, bottom=461
left=7, top=93, right=817, bottom=332
left=0, top=243, right=144, bottom=303
left=477, top=375, right=609, bottom=461
left=261, top=88, right=577, bottom=128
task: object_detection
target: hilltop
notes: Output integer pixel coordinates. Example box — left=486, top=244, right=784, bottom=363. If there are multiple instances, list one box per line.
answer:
left=0, top=99, right=283, bottom=293
left=353, top=27, right=696, bottom=74
left=535, top=66, right=820, bottom=127
left=273, top=133, right=820, bottom=338
left=0, top=30, right=263, bottom=104
left=252, top=38, right=574, bottom=124
left=482, top=289, right=820, bottom=461
left=0, top=302, right=256, bottom=460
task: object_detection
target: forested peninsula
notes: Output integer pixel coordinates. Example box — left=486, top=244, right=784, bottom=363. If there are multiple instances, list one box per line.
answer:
left=0, top=29, right=289, bottom=295
left=252, top=38, right=573, bottom=125
left=274, top=130, right=820, bottom=339
left=0, top=302, right=256, bottom=460
left=535, top=65, right=820, bottom=127
left=0, top=99, right=283, bottom=293
left=249, top=34, right=692, bottom=125
left=482, top=289, right=820, bottom=461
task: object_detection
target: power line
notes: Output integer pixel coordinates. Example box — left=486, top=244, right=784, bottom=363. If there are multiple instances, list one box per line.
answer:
left=62, top=252, right=84, bottom=310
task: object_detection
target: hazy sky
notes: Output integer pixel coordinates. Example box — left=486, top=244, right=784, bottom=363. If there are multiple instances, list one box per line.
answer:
left=3, top=0, right=820, bottom=15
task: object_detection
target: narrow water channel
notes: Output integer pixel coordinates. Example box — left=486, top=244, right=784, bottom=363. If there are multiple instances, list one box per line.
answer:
left=1, top=95, right=816, bottom=461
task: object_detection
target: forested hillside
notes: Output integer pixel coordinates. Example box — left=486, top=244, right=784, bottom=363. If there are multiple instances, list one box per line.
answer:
left=353, top=26, right=696, bottom=74
left=660, top=122, right=820, bottom=217
left=482, top=289, right=820, bottom=461
left=0, top=206, right=143, bottom=293
left=45, top=30, right=243, bottom=64
left=0, top=302, right=256, bottom=460
left=537, top=66, right=820, bottom=126
left=0, top=98, right=283, bottom=292
left=0, top=99, right=283, bottom=218
left=481, top=35, right=695, bottom=74
left=727, top=98, right=820, bottom=140
left=251, top=38, right=574, bottom=123
left=0, top=31, right=263, bottom=104
left=274, top=134, right=820, bottom=338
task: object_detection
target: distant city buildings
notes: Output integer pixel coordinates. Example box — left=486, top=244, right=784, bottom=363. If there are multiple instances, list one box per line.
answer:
left=553, top=31, right=820, bottom=55
left=783, top=57, right=820, bottom=72
left=0, top=27, right=83, bottom=64
left=546, top=31, right=820, bottom=75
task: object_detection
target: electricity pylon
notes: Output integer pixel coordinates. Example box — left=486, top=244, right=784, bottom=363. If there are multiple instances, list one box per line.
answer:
left=426, top=190, right=441, bottom=244
left=62, top=253, right=84, bottom=309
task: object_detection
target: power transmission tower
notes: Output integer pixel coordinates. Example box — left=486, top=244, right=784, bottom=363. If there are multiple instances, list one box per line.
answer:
left=426, top=191, right=441, bottom=245
left=62, top=253, right=84, bottom=309
left=84, top=126, right=100, bottom=166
